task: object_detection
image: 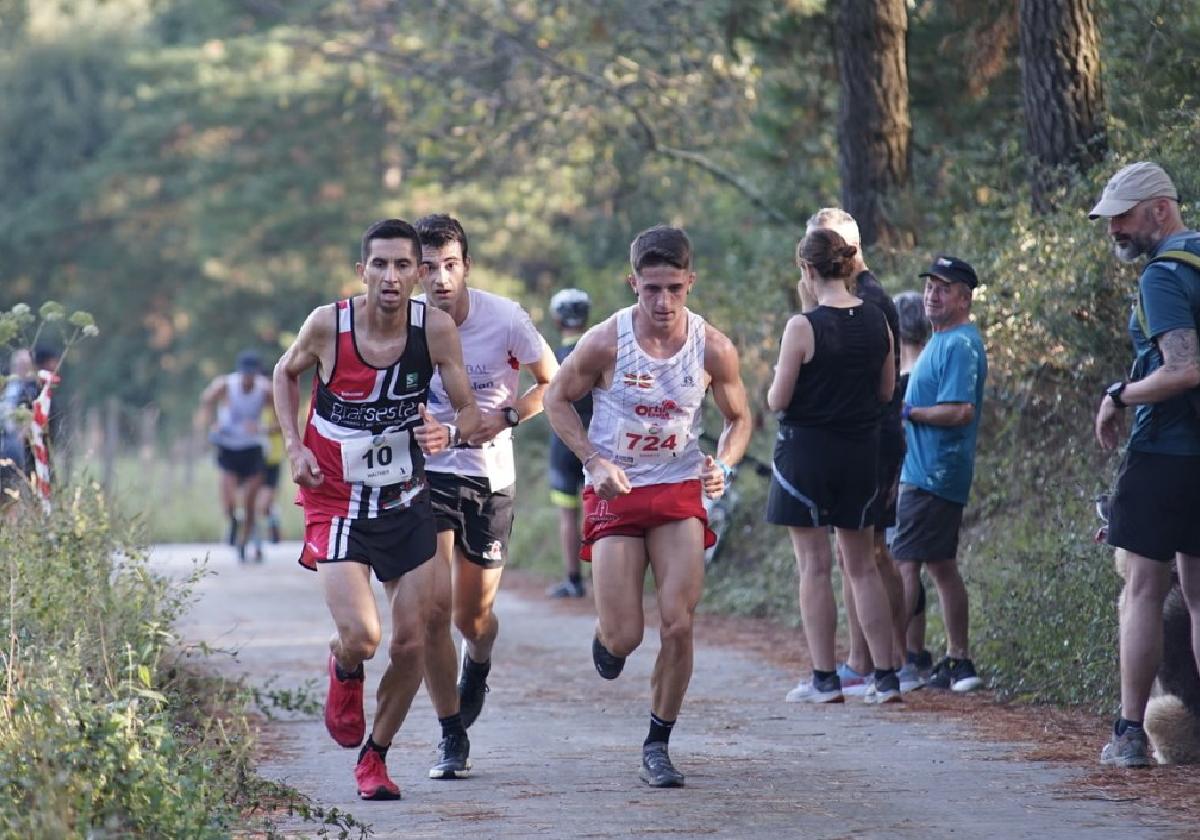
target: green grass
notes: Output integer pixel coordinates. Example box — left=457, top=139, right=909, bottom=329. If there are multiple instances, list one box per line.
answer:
left=100, top=454, right=306, bottom=544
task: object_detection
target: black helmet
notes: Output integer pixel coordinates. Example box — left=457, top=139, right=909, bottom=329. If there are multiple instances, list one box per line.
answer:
left=550, top=288, right=590, bottom=328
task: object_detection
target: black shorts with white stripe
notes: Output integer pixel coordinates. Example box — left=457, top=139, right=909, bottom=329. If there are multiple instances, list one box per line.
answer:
left=299, top=490, right=437, bottom=582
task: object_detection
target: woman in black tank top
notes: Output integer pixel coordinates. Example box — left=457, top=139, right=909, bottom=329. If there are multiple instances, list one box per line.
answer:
left=765, top=228, right=902, bottom=703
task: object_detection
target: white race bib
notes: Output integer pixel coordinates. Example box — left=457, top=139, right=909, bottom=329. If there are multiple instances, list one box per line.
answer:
left=342, top=430, right=413, bottom=487
left=614, top=419, right=688, bottom=463
left=481, top=438, right=516, bottom=491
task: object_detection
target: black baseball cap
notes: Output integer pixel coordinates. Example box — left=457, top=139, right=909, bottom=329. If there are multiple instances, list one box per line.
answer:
left=919, top=255, right=978, bottom=289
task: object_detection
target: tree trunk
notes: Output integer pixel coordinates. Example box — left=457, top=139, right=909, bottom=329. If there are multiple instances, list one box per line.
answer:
left=835, top=0, right=912, bottom=248
left=1019, top=0, right=1107, bottom=212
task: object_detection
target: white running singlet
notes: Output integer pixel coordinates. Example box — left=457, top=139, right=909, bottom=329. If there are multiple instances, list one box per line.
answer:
left=587, top=306, right=707, bottom=488
left=212, top=373, right=268, bottom=450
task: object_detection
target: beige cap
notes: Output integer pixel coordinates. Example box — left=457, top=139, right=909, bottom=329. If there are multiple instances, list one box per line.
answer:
left=1088, top=161, right=1178, bottom=219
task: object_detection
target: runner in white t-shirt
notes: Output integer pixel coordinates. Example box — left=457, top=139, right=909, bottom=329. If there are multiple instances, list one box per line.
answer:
left=413, top=214, right=557, bottom=780
left=544, top=225, right=751, bottom=788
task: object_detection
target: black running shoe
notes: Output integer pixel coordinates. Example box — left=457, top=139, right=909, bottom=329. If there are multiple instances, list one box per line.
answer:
left=457, top=650, right=490, bottom=729
left=428, top=731, right=472, bottom=779
left=592, top=633, right=626, bottom=680
left=927, top=656, right=983, bottom=692
left=639, top=742, right=684, bottom=788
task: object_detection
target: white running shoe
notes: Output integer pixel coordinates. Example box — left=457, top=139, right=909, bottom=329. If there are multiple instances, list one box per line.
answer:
left=785, top=674, right=844, bottom=703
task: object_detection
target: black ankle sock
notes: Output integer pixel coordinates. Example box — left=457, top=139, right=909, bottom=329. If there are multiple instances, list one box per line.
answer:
left=463, top=655, right=491, bottom=678
left=812, top=668, right=836, bottom=682
left=335, top=661, right=364, bottom=681
left=1115, top=717, right=1143, bottom=735
left=568, top=571, right=582, bottom=586
left=645, top=713, right=675, bottom=746
left=439, top=713, right=466, bottom=739
left=358, top=735, right=388, bottom=763
left=874, top=668, right=897, bottom=683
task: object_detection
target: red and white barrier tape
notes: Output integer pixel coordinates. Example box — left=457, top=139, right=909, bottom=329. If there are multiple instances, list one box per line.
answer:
left=30, top=369, right=59, bottom=513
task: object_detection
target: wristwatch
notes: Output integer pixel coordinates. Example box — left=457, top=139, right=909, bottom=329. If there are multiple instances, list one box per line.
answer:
left=1105, top=381, right=1128, bottom=409
left=501, top=406, right=520, bottom=428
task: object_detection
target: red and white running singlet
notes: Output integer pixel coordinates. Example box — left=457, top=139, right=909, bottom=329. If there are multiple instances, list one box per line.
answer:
left=587, top=306, right=707, bottom=488
left=299, top=298, right=433, bottom=521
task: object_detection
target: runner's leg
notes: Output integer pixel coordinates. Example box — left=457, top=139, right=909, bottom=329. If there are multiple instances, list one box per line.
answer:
left=372, top=558, right=437, bottom=745
left=788, top=527, right=836, bottom=673
left=240, top=471, right=262, bottom=555
left=875, top=533, right=907, bottom=669
left=645, top=518, right=705, bottom=721
left=422, top=530, right=460, bottom=718
left=592, top=535, right=649, bottom=657
left=320, top=561, right=382, bottom=670
left=1177, top=554, right=1200, bottom=680
left=559, top=506, right=583, bottom=584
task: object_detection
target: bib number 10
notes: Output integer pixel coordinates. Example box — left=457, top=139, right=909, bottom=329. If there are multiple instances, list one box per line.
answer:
left=342, top=430, right=413, bottom=487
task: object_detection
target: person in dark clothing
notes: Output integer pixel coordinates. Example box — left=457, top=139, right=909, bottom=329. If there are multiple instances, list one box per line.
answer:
left=767, top=227, right=899, bottom=704
left=804, top=208, right=909, bottom=696
left=546, top=288, right=594, bottom=598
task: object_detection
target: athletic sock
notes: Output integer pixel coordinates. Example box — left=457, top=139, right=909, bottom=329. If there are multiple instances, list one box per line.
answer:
left=812, top=668, right=836, bottom=682
left=1115, top=717, right=1143, bottom=736
left=463, top=655, right=491, bottom=678
left=358, top=735, right=388, bottom=763
left=568, top=571, right=582, bottom=586
left=335, top=661, right=364, bottom=681
left=874, top=668, right=897, bottom=682
left=645, top=713, right=675, bottom=746
left=439, top=713, right=466, bottom=739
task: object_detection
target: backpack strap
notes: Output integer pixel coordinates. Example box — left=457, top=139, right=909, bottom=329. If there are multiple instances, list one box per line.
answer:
left=1135, top=250, right=1200, bottom=339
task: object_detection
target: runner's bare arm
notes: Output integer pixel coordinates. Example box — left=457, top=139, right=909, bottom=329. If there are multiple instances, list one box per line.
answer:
left=545, top=319, right=630, bottom=498
left=424, top=305, right=482, bottom=446
left=766, top=315, right=812, bottom=412
left=194, top=376, right=228, bottom=433
left=513, top=340, right=558, bottom=422
left=705, top=326, right=751, bottom=469
left=878, top=325, right=897, bottom=403
left=272, top=305, right=335, bottom=486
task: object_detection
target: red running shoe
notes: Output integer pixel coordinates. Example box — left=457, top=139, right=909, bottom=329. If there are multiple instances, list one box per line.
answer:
left=325, top=653, right=365, bottom=748
left=355, top=748, right=401, bottom=801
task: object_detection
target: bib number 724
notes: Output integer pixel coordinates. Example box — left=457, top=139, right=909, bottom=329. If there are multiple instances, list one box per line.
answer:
left=616, top=420, right=686, bottom=462
left=623, top=431, right=678, bottom=454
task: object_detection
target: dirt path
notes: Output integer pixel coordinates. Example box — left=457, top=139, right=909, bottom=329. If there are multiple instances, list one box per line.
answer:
left=154, top=543, right=1186, bottom=839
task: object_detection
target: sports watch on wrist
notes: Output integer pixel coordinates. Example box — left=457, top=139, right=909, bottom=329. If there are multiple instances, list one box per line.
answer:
left=502, top=406, right=520, bottom=428
left=1105, top=381, right=1128, bottom=409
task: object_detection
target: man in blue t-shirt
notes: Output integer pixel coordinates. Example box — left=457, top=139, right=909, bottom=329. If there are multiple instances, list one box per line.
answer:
left=1090, top=161, right=1200, bottom=768
left=891, top=255, right=988, bottom=694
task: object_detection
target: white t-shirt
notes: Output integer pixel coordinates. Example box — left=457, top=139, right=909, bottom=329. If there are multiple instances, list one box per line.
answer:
left=422, top=288, right=548, bottom=490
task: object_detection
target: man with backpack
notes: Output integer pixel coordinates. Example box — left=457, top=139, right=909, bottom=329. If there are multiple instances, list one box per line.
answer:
left=1091, top=161, right=1200, bottom=767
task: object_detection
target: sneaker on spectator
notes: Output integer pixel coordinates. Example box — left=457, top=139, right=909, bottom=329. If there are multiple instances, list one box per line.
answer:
left=909, top=649, right=934, bottom=684
left=927, top=656, right=983, bottom=692
left=836, top=662, right=871, bottom=696
left=863, top=670, right=902, bottom=704
left=785, top=671, right=844, bottom=703
left=1100, top=725, right=1152, bottom=768
left=897, top=661, right=925, bottom=692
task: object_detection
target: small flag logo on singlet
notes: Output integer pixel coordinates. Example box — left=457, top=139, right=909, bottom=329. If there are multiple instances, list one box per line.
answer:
left=622, top=372, right=654, bottom=389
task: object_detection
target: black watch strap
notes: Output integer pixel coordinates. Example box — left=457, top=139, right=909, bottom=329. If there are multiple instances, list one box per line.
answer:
left=502, top=406, right=520, bottom=427
left=1106, top=381, right=1127, bottom=409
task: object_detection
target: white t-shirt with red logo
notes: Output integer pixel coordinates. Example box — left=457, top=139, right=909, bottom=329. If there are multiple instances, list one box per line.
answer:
left=422, top=287, right=548, bottom=491
left=587, top=306, right=707, bottom=488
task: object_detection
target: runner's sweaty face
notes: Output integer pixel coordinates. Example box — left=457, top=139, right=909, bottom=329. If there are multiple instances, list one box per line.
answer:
left=630, top=265, right=695, bottom=329
left=419, top=241, right=470, bottom=316
left=357, top=237, right=423, bottom=315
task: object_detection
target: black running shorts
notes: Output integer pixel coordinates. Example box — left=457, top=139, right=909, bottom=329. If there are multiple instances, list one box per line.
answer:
left=299, top=491, right=437, bottom=583
left=890, top=484, right=964, bottom=563
left=1107, top=449, right=1200, bottom=562
left=216, top=445, right=265, bottom=481
left=427, top=471, right=515, bottom=569
left=261, top=461, right=281, bottom=489
left=765, top=425, right=879, bottom=529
